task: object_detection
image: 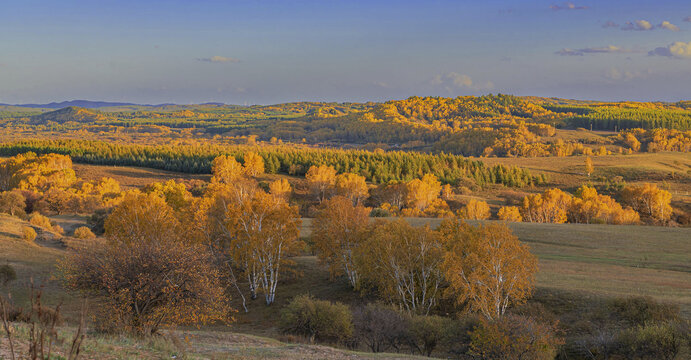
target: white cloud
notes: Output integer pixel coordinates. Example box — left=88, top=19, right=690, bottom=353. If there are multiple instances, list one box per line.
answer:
left=659, top=21, right=679, bottom=31
left=431, top=73, right=493, bottom=92
left=196, top=56, right=240, bottom=63
left=550, top=2, right=588, bottom=11
left=622, top=20, right=653, bottom=31
left=649, top=41, right=691, bottom=59
left=555, top=45, right=631, bottom=56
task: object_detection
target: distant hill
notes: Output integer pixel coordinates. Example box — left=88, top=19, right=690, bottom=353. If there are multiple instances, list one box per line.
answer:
left=10, top=100, right=141, bottom=109
left=29, top=106, right=111, bottom=124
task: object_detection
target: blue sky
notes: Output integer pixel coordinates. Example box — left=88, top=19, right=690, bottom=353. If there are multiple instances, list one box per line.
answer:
left=1, top=0, right=690, bottom=104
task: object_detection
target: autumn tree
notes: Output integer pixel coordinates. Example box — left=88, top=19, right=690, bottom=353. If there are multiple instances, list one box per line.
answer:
left=0, top=190, right=26, bottom=217
left=212, top=187, right=301, bottom=305
left=569, top=185, right=639, bottom=225
left=520, top=188, right=572, bottom=223
left=335, top=173, right=369, bottom=205
left=60, top=191, right=231, bottom=335
left=440, top=219, right=538, bottom=320
left=458, top=199, right=491, bottom=220
left=585, top=156, right=594, bottom=177
left=269, top=178, right=292, bottom=203
left=620, top=183, right=673, bottom=222
left=312, top=196, right=369, bottom=288
left=405, top=174, right=442, bottom=211
left=305, top=165, right=337, bottom=202
left=356, top=219, right=443, bottom=314
left=142, top=179, right=192, bottom=211
left=497, top=206, right=522, bottom=222
left=243, top=152, right=265, bottom=177
left=211, top=155, right=244, bottom=184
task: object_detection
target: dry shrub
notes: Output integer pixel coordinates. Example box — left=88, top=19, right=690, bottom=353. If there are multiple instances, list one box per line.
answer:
left=73, top=226, right=96, bottom=239
left=22, top=226, right=37, bottom=242
left=0, top=264, right=17, bottom=287
left=469, top=314, right=563, bottom=360
left=28, top=213, right=52, bottom=229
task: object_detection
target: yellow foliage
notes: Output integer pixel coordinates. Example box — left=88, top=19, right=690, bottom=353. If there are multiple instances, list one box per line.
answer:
left=520, top=188, right=571, bottom=224
left=243, top=152, right=265, bottom=177
left=22, top=226, right=37, bottom=242
left=620, top=183, right=673, bottom=222
left=73, top=226, right=96, bottom=239
left=335, top=173, right=369, bottom=205
left=305, top=165, right=337, bottom=202
left=497, top=206, right=522, bottom=222
left=458, top=199, right=491, bottom=220
left=211, top=155, right=244, bottom=184
left=269, top=178, right=292, bottom=203
left=440, top=220, right=537, bottom=320
left=405, top=174, right=442, bottom=211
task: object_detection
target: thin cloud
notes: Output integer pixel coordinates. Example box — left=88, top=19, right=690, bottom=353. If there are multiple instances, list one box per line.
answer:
left=602, top=21, right=619, bottom=29
left=621, top=20, right=653, bottom=31
left=550, top=2, right=588, bottom=11
left=659, top=21, right=679, bottom=31
left=555, top=45, right=631, bottom=56
left=649, top=41, right=691, bottom=59
left=684, top=16, right=691, bottom=23
left=431, top=72, right=494, bottom=92
left=604, top=68, right=651, bottom=81
left=196, top=56, right=240, bottom=63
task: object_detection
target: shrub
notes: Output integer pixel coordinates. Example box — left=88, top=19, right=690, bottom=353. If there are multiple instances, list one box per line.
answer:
left=22, top=226, right=37, bottom=242
left=280, top=295, right=353, bottom=344
left=28, top=213, right=52, bottom=229
left=52, top=224, right=64, bottom=236
left=610, top=296, right=679, bottom=326
left=87, top=208, right=111, bottom=235
left=469, top=314, right=563, bottom=360
left=408, top=314, right=450, bottom=356
left=613, top=322, right=687, bottom=360
left=0, top=264, right=17, bottom=286
left=352, top=303, right=409, bottom=353
left=369, top=208, right=390, bottom=217
left=73, top=226, right=96, bottom=239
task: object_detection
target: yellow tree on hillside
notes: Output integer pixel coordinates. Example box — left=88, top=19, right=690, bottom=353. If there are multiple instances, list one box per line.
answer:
left=356, top=219, right=443, bottom=315
left=405, top=174, right=442, bottom=211
left=520, top=188, right=572, bottom=223
left=584, top=156, right=593, bottom=177
left=243, top=152, right=265, bottom=177
left=440, top=219, right=538, bottom=320
left=211, top=155, right=244, bottom=184
left=335, top=173, right=369, bottom=205
left=620, top=183, right=673, bottom=222
left=497, top=206, right=522, bottom=222
left=305, top=165, right=337, bottom=202
left=269, top=178, right=292, bottom=203
left=458, top=199, right=491, bottom=220
left=213, top=188, right=301, bottom=305
left=312, top=196, right=370, bottom=288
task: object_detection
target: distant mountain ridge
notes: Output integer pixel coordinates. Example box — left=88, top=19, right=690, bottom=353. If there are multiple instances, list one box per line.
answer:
left=29, top=106, right=111, bottom=124
left=0, top=100, right=226, bottom=109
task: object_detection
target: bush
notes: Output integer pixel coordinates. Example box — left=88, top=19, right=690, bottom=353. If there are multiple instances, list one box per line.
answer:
left=610, top=296, right=679, bottom=326
left=280, top=295, right=353, bottom=344
left=613, top=322, right=688, bottom=360
left=22, top=226, right=37, bottom=242
left=73, top=226, right=96, bottom=239
left=0, top=264, right=17, bottom=286
left=408, top=314, right=450, bottom=356
left=469, top=314, right=563, bottom=360
left=87, top=208, right=111, bottom=235
left=369, top=208, right=390, bottom=217
left=352, top=303, right=409, bottom=353
left=28, top=213, right=52, bottom=229
left=52, top=224, right=64, bottom=236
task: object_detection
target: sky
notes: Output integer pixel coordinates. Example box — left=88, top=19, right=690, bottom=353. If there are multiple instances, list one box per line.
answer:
left=1, top=0, right=690, bottom=104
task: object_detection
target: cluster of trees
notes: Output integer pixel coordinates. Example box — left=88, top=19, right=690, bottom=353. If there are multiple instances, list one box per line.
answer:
left=513, top=184, right=671, bottom=224
left=615, top=128, right=691, bottom=153
left=546, top=103, right=691, bottom=131
left=0, top=152, right=123, bottom=216
left=0, top=139, right=543, bottom=187
left=313, top=198, right=538, bottom=318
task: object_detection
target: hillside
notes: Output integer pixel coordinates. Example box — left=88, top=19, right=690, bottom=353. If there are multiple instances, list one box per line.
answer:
left=29, top=106, right=111, bottom=124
